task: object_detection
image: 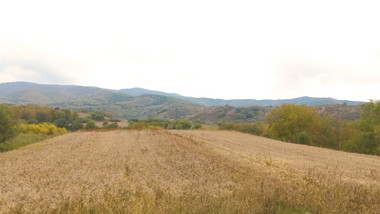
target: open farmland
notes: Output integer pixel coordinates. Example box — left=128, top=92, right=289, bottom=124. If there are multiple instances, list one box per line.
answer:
left=0, top=130, right=380, bottom=213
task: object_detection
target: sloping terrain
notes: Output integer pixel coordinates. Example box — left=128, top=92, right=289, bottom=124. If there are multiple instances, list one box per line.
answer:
left=0, top=130, right=379, bottom=213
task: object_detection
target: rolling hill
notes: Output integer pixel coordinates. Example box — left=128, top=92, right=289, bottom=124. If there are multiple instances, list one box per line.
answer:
left=0, top=82, right=108, bottom=105
left=0, top=130, right=379, bottom=213
left=0, top=82, right=363, bottom=122
left=0, top=82, right=203, bottom=120
left=119, top=87, right=360, bottom=106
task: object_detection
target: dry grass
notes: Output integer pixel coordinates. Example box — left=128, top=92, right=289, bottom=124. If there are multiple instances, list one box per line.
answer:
left=0, top=130, right=379, bottom=213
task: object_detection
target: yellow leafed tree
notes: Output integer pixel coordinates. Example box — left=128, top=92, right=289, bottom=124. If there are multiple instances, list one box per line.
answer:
left=266, top=104, right=321, bottom=144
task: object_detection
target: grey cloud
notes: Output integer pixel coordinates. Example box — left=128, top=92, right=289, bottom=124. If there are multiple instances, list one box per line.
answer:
left=275, top=60, right=380, bottom=87
left=0, top=60, right=71, bottom=84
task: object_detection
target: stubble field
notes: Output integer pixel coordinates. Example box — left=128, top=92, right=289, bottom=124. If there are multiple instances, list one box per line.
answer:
left=0, top=130, right=379, bottom=213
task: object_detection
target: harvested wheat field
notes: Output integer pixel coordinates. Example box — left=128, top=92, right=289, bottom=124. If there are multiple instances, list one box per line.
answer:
left=1, top=130, right=380, bottom=213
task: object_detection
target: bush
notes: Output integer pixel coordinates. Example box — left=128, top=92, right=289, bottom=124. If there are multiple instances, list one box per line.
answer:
left=297, top=131, right=311, bottom=145
left=192, top=119, right=202, bottom=129
left=86, top=120, right=97, bottom=129
left=103, top=121, right=119, bottom=129
left=18, top=123, right=68, bottom=135
left=175, top=120, right=192, bottom=130
left=54, top=119, right=70, bottom=129
left=107, top=122, right=119, bottom=129
left=90, top=112, right=105, bottom=121
left=102, top=121, right=109, bottom=128
left=70, top=121, right=83, bottom=131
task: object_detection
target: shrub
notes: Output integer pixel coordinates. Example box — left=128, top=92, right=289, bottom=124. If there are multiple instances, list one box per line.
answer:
left=70, top=121, right=83, bottom=131
left=297, top=131, right=311, bottom=145
left=90, top=111, right=105, bottom=121
left=103, top=121, right=119, bottom=129
left=18, top=123, right=68, bottom=135
left=86, top=120, right=97, bottom=129
left=107, top=122, right=119, bottom=129
left=102, top=121, right=109, bottom=128
left=54, top=119, right=70, bottom=129
left=192, top=119, right=202, bottom=129
left=175, top=120, right=192, bottom=130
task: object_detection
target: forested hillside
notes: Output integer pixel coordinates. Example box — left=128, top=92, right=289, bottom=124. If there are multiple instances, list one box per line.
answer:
left=119, top=88, right=360, bottom=106
left=0, top=82, right=363, bottom=123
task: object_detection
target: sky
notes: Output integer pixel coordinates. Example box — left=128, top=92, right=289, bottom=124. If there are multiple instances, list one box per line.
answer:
left=0, top=0, right=379, bottom=101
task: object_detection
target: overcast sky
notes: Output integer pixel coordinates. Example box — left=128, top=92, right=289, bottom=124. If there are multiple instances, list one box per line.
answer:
left=1, top=0, right=379, bottom=101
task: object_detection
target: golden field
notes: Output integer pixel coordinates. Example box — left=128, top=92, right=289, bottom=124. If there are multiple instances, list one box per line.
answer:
left=0, top=130, right=379, bottom=213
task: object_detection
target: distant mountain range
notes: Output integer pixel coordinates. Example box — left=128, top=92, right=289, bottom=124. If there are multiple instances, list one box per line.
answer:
left=119, top=87, right=360, bottom=107
left=0, top=82, right=363, bottom=123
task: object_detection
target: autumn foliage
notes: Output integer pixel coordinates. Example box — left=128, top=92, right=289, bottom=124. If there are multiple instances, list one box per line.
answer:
left=266, top=104, right=321, bottom=144
left=18, top=123, right=68, bottom=135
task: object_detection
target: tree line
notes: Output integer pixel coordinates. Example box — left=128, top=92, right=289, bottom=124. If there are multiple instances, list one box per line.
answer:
left=128, top=118, right=202, bottom=130
left=0, top=104, right=203, bottom=144
left=220, top=101, right=380, bottom=155
left=0, top=104, right=121, bottom=144
left=2, top=102, right=379, bottom=155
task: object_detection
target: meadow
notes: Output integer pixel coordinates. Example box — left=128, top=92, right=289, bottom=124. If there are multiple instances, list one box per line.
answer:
left=0, top=130, right=379, bottom=213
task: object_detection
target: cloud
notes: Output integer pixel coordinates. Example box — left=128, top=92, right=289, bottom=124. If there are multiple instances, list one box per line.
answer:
left=0, top=1, right=380, bottom=101
left=0, top=35, right=91, bottom=85
left=269, top=50, right=380, bottom=101
left=0, top=39, right=71, bottom=84
left=0, top=60, right=70, bottom=84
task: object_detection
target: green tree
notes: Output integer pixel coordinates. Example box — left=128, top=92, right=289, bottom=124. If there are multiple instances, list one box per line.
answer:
left=53, top=110, right=66, bottom=121
left=344, top=101, right=380, bottom=155
left=319, top=114, right=348, bottom=149
left=20, top=108, right=36, bottom=121
left=266, top=104, right=321, bottom=144
left=36, top=108, right=53, bottom=122
left=0, top=104, right=17, bottom=143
